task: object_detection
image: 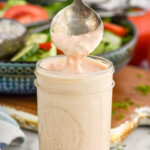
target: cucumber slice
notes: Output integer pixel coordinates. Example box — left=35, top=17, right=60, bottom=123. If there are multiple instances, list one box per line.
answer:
left=41, top=44, right=57, bottom=58
left=11, top=43, right=38, bottom=61
left=0, top=9, right=6, bottom=18
left=103, top=31, right=122, bottom=45
left=49, top=44, right=57, bottom=56
left=26, top=33, right=48, bottom=45
left=103, top=43, right=120, bottom=53
left=91, top=42, right=105, bottom=55
left=91, top=31, right=122, bottom=55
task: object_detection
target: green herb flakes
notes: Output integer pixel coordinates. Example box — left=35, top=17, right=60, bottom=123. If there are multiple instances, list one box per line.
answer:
left=137, top=74, right=142, bottom=78
left=136, top=104, right=140, bottom=108
left=129, top=101, right=134, bottom=105
left=135, top=84, right=150, bottom=96
left=113, top=102, right=129, bottom=110
left=125, top=98, right=134, bottom=105
left=124, top=98, right=130, bottom=102
left=116, top=144, right=126, bottom=150
left=117, top=114, right=124, bottom=120
left=112, top=110, right=115, bottom=115
left=112, top=98, right=134, bottom=110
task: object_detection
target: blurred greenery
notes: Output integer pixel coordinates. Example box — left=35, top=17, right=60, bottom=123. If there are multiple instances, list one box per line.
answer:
left=1, top=0, right=134, bottom=58
left=45, top=0, right=73, bottom=17
left=7, top=0, right=27, bottom=6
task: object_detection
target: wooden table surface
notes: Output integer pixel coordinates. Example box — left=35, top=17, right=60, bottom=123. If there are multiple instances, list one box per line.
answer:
left=1, top=65, right=150, bottom=128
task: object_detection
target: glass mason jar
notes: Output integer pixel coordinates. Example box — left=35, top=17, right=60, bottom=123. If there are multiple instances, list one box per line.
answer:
left=35, top=56, right=115, bottom=150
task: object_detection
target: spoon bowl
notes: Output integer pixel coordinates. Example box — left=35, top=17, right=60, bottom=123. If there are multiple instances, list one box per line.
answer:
left=51, top=0, right=103, bottom=36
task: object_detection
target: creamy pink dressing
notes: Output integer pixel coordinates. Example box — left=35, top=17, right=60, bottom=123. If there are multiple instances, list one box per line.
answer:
left=50, top=26, right=103, bottom=73
left=41, top=56, right=106, bottom=73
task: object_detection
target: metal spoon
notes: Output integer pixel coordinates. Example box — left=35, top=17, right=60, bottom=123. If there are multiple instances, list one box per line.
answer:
left=51, top=0, right=102, bottom=36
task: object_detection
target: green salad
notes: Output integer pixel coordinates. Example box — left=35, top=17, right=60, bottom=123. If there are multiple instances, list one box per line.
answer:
left=0, top=0, right=133, bottom=62
left=11, top=19, right=133, bottom=62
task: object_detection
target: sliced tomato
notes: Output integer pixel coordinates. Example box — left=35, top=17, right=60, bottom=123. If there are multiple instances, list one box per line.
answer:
left=134, top=8, right=142, bottom=12
left=3, top=4, right=49, bottom=24
left=39, top=42, right=64, bottom=54
left=0, top=2, right=5, bottom=9
left=39, top=42, right=52, bottom=51
left=57, top=49, right=64, bottom=54
left=103, top=22, right=127, bottom=37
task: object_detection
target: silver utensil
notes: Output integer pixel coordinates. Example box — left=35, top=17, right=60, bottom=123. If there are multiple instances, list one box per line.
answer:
left=51, top=0, right=102, bottom=36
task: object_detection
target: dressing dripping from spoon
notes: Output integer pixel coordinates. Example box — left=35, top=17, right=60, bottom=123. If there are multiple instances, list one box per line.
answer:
left=51, top=0, right=103, bottom=73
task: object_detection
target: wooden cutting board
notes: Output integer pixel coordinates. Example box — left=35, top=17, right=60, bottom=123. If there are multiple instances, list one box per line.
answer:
left=1, top=65, right=150, bottom=147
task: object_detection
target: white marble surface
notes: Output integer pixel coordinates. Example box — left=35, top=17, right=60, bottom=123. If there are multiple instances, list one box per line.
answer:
left=5, top=126, right=150, bottom=150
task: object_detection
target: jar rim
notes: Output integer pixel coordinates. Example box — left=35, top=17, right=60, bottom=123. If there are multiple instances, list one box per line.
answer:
left=36, top=55, right=114, bottom=78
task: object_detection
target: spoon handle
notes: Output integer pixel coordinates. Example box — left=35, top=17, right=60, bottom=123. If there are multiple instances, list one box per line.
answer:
left=74, top=0, right=83, bottom=4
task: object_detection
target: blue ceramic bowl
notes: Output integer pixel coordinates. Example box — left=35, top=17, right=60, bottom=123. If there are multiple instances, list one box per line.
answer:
left=0, top=62, right=36, bottom=94
left=100, top=18, right=137, bottom=71
left=0, top=18, right=137, bottom=94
